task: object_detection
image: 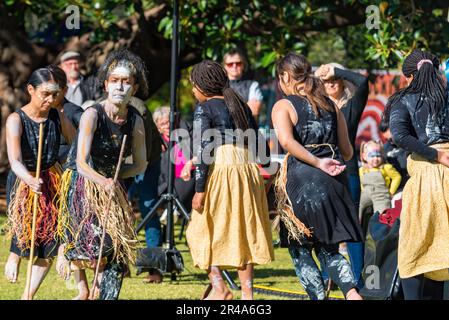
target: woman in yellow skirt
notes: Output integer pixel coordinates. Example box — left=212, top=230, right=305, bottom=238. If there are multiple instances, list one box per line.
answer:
left=186, top=60, right=274, bottom=300
left=385, top=49, right=449, bottom=299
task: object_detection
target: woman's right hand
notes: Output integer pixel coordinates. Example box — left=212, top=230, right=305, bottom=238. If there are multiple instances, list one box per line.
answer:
left=103, top=178, right=116, bottom=193
left=315, top=64, right=335, bottom=80
left=437, top=150, right=449, bottom=167
left=316, top=158, right=346, bottom=176
left=25, top=176, right=43, bottom=194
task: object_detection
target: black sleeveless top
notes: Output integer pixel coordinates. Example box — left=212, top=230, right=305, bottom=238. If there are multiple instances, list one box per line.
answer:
left=17, top=108, right=61, bottom=171
left=285, top=95, right=342, bottom=162
left=65, top=104, right=139, bottom=177
left=229, top=79, right=254, bottom=102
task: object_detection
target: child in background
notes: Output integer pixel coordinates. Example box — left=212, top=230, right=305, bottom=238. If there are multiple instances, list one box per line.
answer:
left=359, top=140, right=401, bottom=232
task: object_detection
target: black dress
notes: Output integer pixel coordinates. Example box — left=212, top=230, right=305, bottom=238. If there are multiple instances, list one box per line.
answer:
left=280, top=95, right=363, bottom=246
left=8, top=108, right=61, bottom=258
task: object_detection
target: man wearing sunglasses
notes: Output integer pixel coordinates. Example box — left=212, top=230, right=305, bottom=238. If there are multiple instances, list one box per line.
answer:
left=223, top=48, right=263, bottom=122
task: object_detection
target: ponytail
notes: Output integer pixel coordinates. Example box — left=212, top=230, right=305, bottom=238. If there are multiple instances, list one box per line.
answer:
left=383, top=49, right=447, bottom=126
left=277, top=52, right=336, bottom=117
left=191, top=60, right=251, bottom=131
left=223, top=87, right=250, bottom=131
left=301, top=75, right=336, bottom=116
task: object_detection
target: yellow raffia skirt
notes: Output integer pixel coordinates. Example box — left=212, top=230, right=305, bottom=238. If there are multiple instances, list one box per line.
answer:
left=186, top=144, right=274, bottom=270
left=398, top=143, right=449, bottom=281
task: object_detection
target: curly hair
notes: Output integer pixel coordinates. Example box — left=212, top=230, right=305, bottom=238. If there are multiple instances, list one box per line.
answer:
left=97, top=48, right=149, bottom=99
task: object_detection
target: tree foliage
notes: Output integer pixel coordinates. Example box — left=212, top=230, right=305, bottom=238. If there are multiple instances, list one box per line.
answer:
left=3, top=0, right=449, bottom=75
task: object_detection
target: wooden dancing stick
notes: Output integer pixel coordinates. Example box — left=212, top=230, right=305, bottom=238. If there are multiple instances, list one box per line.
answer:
left=90, top=134, right=128, bottom=300
left=25, top=122, right=44, bottom=300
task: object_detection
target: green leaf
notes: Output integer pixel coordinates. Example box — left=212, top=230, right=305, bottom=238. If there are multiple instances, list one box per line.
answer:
left=261, top=51, right=277, bottom=68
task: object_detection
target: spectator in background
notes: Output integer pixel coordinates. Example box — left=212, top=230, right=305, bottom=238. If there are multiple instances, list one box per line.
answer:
left=46, top=65, right=84, bottom=163
left=59, top=51, right=102, bottom=106
left=315, top=62, right=369, bottom=290
left=223, top=48, right=263, bottom=122
left=359, top=140, right=401, bottom=235
left=153, top=107, right=195, bottom=214
left=128, top=101, right=163, bottom=284
left=379, top=117, right=409, bottom=190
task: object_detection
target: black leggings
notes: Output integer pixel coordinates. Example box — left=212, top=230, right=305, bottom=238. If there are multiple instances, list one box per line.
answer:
left=99, top=261, right=125, bottom=300
left=401, top=274, right=444, bottom=300
left=288, top=242, right=357, bottom=300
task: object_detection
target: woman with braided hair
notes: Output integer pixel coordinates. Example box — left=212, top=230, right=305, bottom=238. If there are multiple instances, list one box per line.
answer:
left=56, top=49, right=148, bottom=300
left=186, top=60, right=274, bottom=300
left=272, top=52, right=363, bottom=300
left=383, top=49, right=449, bottom=300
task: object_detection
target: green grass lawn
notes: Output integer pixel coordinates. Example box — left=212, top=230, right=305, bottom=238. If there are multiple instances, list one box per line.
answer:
left=0, top=214, right=344, bottom=300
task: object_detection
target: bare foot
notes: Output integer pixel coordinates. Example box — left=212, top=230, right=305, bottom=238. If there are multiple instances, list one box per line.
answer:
left=346, top=288, right=363, bottom=300
left=204, top=288, right=233, bottom=300
left=5, top=252, right=20, bottom=283
left=73, top=289, right=90, bottom=300
left=56, top=246, right=71, bottom=280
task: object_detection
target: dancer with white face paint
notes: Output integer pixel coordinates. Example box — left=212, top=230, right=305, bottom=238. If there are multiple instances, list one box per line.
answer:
left=56, top=49, right=149, bottom=300
left=4, top=67, right=76, bottom=300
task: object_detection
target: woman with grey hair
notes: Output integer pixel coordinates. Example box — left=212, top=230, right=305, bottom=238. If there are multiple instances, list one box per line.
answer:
left=315, top=62, right=369, bottom=290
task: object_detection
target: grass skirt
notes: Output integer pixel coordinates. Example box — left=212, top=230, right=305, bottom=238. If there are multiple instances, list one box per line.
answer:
left=186, top=144, right=274, bottom=270
left=58, top=169, right=138, bottom=266
left=6, top=164, right=62, bottom=258
left=398, top=143, right=449, bottom=281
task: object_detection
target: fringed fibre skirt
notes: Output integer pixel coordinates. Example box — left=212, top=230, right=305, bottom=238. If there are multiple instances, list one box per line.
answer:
left=6, top=164, right=62, bottom=259
left=58, top=169, right=138, bottom=266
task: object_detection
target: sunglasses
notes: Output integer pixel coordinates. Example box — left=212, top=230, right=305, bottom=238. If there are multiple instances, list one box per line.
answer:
left=225, top=61, right=243, bottom=68
left=322, top=77, right=341, bottom=83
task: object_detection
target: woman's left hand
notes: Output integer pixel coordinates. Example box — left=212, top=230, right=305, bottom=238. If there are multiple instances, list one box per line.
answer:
left=192, top=192, right=205, bottom=212
left=316, top=157, right=346, bottom=176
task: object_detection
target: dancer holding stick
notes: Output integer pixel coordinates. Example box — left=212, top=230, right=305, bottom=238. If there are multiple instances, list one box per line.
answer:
left=24, top=123, right=44, bottom=300
left=4, top=67, right=75, bottom=299
left=90, top=135, right=127, bottom=299
left=57, top=49, right=148, bottom=300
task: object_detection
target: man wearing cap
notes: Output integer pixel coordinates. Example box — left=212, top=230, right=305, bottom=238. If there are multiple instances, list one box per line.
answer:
left=59, top=51, right=102, bottom=106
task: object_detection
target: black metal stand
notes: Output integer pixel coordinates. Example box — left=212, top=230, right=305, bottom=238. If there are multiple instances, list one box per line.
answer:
left=135, top=0, right=190, bottom=280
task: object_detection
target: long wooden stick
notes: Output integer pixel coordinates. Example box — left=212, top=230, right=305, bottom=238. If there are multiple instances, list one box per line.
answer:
left=90, top=134, right=128, bottom=300
left=25, top=122, right=44, bottom=300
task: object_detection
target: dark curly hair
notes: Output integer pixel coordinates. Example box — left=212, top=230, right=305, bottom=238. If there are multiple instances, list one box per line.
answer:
left=97, top=48, right=149, bottom=99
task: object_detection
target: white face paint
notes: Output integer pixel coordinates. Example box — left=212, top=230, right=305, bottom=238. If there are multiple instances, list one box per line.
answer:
left=36, top=82, right=60, bottom=102
left=107, top=64, right=135, bottom=105
left=41, top=83, right=60, bottom=92
left=112, top=65, right=132, bottom=77
left=107, top=81, right=133, bottom=104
